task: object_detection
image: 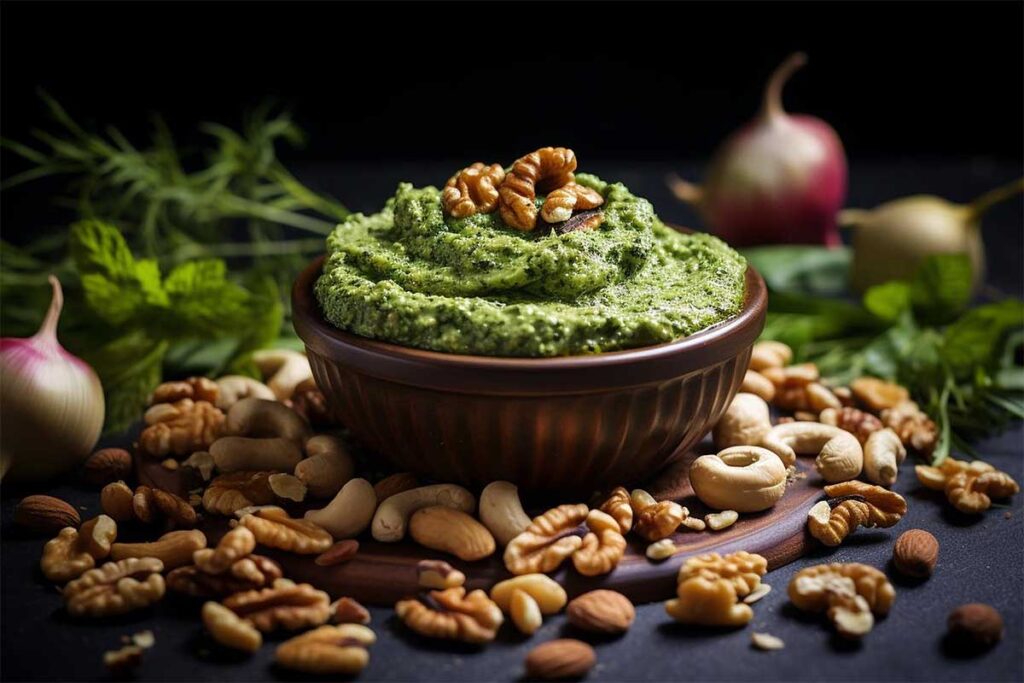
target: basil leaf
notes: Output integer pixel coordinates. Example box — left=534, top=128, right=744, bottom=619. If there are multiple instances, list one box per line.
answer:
left=942, top=299, right=1024, bottom=379
left=910, top=253, right=973, bottom=324
left=863, top=281, right=911, bottom=321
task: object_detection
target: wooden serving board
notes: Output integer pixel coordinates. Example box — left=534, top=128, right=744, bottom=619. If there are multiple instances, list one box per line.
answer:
left=139, top=450, right=821, bottom=607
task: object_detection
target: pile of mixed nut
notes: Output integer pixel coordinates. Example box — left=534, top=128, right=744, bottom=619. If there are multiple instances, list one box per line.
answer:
left=13, top=342, right=1020, bottom=678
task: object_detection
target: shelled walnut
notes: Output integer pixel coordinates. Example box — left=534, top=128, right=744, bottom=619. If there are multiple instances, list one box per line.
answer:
left=881, top=400, right=937, bottom=455
left=64, top=558, right=165, bottom=617
left=222, top=580, right=331, bottom=632
left=572, top=510, right=627, bottom=577
left=395, top=587, right=504, bottom=643
left=203, top=471, right=277, bottom=515
left=819, top=406, right=883, bottom=444
left=275, top=624, right=376, bottom=675
left=788, top=562, right=894, bottom=638
left=916, top=458, right=1019, bottom=514
left=166, top=555, right=282, bottom=597
left=631, top=489, right=686, bottom=541
left=806, top=481, right=907, bottom=546
left=139, top=398, right=224, bottom=458
left=442, top=162, right=506, bottom=218
left=238, top=506, right=333, bottom=554
left=150, top=377, right=219, bottom=406
left=504, top=504, right=587, bottom=575
left=597, top=487, right=633, bottom=534
left=666, top=551, right=768, bottom=627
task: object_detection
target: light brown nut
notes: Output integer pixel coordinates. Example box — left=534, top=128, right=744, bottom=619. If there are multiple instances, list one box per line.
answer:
left=101, top=481, right=136, bottom=522
left=504, top=504, right=588, bottom=575
left=713, top=393, right=773, bottom=450
left=150, top=377, right=219, bottom=406
left=295, top=435, right=354, bottom=498
left=210, top=436, right=303, bottom=474
left=705, top=510, right=739, bottom=531
left=331, top=596, right=371, bottom=625
left=598, top=486, right=633, bottom=534
left=665, top=573, right=753, bottom=627
left=680, top=517, right=707, bottom=532
left=508, top=589, right=542, bottom=635
left=373, top=472, right=419, bottom=501
left=77, top=515, right=118, bottom=560
left=573, top=509, right=627, bottom=576
left=193, top=526, right=255, bottom=574
left=408, top=506, right=496, bottom=561
left=83, top=448, right=133, bottom=486
left=806, top=383, right=842, bottom=412
left=40, top=527, right=96, bottom=583
left=851, top=377, right=909, bottom=412
left=223, top=581, right=331, bottom=632
left=182, top=451, right=215, bottom=483
left=760, top=421, right=862, bottom=480
left=947, top=604, right=1004, bottom=650
left=827, top=585, right=875, bottom=639
left=203, top=471, right=277, bottom=516
left=744, top=583, right=772, bottom=605
left=498, top=147, right=578, bottom=231
left=524, top=639, right=596, bottom=680
left=863, top=428, right=907, bottom=487
left=807, top=482, right=906, bottom=547
left=749, top=341, right=793, bottom=371
left=788, top=562, right=895, bottom=617
left=634, top=500, right=686, bottom=541
left=63, top=557, right=165, bottom=617
left=945, top=468, right=1020, bottom=515
left=214, top=375, right=276, bottom=410
left=825, top=480, right=907, bottom=527
left=315, top=539, right=360, bottom=567
left=539, top=182, right=605, bottom=223
left=416, top=560, right=466, bottom=589
left=239, top=506, right=333, bottom=554
left=251, top=349, right=313, bottom=402
left=646, top=539, right=678, bottom=561
left=131, top=486, right=197, bottom=528
left=566, top=590, right=635, bottom=634
left=479, top=481, right=532, bottom=547
left=892, top=529, right=939, bottom=578
left=819, top=406, right=883, bottom=444
left=15, top=495, right=81, bottom=535
left=395, top=587, right=503, bottom=643
left=111, top=529, right=207, bottom=569
left=881, top=400, right=938, bottom=455
left=139, top=398, right=224, bottom=458
left=289, top=378, right=335, bottom=428
left=751, top=632, right=785, bottom=651
left=268, top=473, right=307, bottom=502
left=490, top=574, right=567, bottom=614
left=224, top=395, right=311, bottom=443
left=371, top=484, right=476, bottom=543
left=442, top=162, right=506, bottom=218
left=275, top=624, right=375, bottom=675
left=104, top=645, right=143, bottom=676
left=202, top=601, right=262, bottom=653
left=677, top=552, right=768, bottom=599
left=741, top=370, right=776, bottom=402
left=690, top=446, right=787, bottom=513
left=771, top=362, right=820, bottom=387
left=166, top=555, right=282, bottom=597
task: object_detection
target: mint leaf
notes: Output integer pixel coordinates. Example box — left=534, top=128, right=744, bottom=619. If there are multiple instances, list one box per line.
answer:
left=162, top=259, right=250, bottom=336
left=84, top=332, right=168, bottom=434
left=943, top=299, right=1024, bottom=379
left=910, top=253, right=973, bottom=324
left=863, top=281, right=911, bottom=322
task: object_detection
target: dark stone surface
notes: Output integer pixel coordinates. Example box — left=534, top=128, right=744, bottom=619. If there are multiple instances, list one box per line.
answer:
left=2, top=161, right=1022, bottom=681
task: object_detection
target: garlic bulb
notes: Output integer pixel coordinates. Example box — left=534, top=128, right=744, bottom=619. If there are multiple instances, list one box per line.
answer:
left=1, top=276, right=105, bottom=481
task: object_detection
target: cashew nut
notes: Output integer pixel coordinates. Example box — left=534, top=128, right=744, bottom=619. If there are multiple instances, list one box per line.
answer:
left=741, top=370, right=776, bottom=403
left=760, top=421, right=862, bottom=473
left=749, top=341, right=793, bottom=371
left=479, top=481, right=531, bottom=546
left=215, top=375, right=275, bottom=410
left=304, top=478, right=377, bottom=539
left=252, top=349, right=313, bottom=401
left=371, top=484, right=476, bottom=543
left=689, top=446, right=788, bottom=513
left=862, top=428, right=906, bottom=487
left=210, top=436, right=303, bottom=473
left=224, top=397, right=312, bottom=443
left=268, top=473, right=308, bottom=502
left=110, top=529, right=207, bottom=569
left=712, top=393, right=772, bottom=450
left=294, top=435, right=354, bottom=498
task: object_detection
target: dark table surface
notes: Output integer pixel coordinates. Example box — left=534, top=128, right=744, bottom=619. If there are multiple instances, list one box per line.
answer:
left=2, top=160, right=1022, bottom=682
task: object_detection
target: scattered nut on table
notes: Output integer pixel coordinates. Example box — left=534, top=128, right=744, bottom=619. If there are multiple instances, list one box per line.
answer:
left=275, top=624, right=375, bottom=675
left=478, top=481, right=532, bottom=546
left=666, top=552, right=768, bottom=627
left=331, top=596, right=371, bottom=625
left=408, top=506, right=496, bottom=561
left=751, top=632, right=785, bottom=651
left=892, top=529, right=939, bottom=578
left=395, top=587, right=503, bottom=643
left=788, top=562, right=894, bottom=638
left=371, top=484, right=476, bottom=543
left=222, top=580, right=331, bottom=632
left=632, top=491, right=686, bottom=541
left=139, top=398, right=224, bottom=458
left=294, top=434, right=354, bottom=498
left=239, top=506, right=333, bottom=554
left=524, top=638, right=596, bottom=680
left=504, top=504, right=588, bottom=575
left=807, top=481, right=907, bottom=546
left=567, top=589, right=635, bottom=634
left=305, top=477, right=377, bottom=539
left=597, top=486, right=634, bottom=534
left=946, top=603, right=1004, bottom=651
left=646, top=538, right=678, bottom=561
left=490, top=574, right=567, bottom=634
left=916, top=458, right=1020, bottom=514
left=64, top=557, right=166, bottom=617
left=16, top=495, right=81, bottom=535
left=166, top=554, right=282, bottom=597
left=203, top=471, right=277, bottom=516
left=713, top=393, right=773, bottom=450
left=705, top=510, right=739, bottom=531
left=573, top=509, right=627, bottom=576
left=690, top=446, right=787, bottom=513
left=83, top=448, right=134, bottom=486
left=819, top=406, right=882, bottom=444
left=111, top=529, right=207, bottom=569
left=202, top=600, right=262, bottom=653
left=416, top=559, right=466, bottom=589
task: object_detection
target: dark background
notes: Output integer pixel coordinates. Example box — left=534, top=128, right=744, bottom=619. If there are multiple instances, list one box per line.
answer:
left=2, top=1, right=1022, bottom=168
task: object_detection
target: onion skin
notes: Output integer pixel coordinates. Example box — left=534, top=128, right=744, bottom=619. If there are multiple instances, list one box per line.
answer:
left=843, top=178, right=1024, bottom=292
left=670, top=53, right=848, bottom=247
left=1, top=277, right=105, bottom=482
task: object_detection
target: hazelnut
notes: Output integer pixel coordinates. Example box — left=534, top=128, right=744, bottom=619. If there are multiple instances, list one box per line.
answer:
left=892, top=529, right=939, bottom=578
left=947, top=604, right=1003, bottom=651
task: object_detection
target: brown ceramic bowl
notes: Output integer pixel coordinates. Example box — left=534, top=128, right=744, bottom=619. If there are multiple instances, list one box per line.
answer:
left=292, top=238, right=766, bottom=491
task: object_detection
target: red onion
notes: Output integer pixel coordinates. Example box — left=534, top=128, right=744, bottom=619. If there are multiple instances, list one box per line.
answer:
left=670, top=53, right=848, bottom=246
left=1, top=276, right=104, bottom=481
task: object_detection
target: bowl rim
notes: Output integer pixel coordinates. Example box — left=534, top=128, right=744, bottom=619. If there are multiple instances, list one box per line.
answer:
left=292, top=228, right=767, bottom=394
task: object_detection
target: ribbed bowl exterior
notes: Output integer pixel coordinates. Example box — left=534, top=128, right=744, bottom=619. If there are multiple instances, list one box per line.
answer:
left=293, top=239, right=767, bottom=492
left=307, top=347, right=752, bottom=489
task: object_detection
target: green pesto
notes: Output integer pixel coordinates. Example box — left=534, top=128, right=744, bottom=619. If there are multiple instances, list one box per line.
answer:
left=315, top=174, right=746, bottom=357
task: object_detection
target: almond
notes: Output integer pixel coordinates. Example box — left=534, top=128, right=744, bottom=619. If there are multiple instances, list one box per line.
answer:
left=524, top=639, right=595, bottom=680
left=83, top=448, right=133, bottom=486
left=566, top=589, right=635, bottom=634
left=331, top=596, right=371, bottom=625
left=947, top=603, right=1003, bottom=650
left=408, top=506, right=495, bottom=561
left=892, top=529, right=939, bottom=577
left=315, top=539, right=360, bottom=567
left=14, top=495, right=81, bottom=535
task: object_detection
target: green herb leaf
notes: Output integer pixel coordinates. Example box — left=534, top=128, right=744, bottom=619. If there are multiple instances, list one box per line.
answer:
left=942, top=299, right=1024, bottom=379
left=84, top=332, right=169, bottom=434
left=741, top=245, right=851, bottom=297
left=863, top=281, right=911, bottom=321
left=910, top=253, right=973, bottom=324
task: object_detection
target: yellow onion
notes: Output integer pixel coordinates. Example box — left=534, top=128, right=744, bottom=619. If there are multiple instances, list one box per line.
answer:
left=1, top=276, right=104, bottom=481
left=842, top=178, right=1024, bottom=292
